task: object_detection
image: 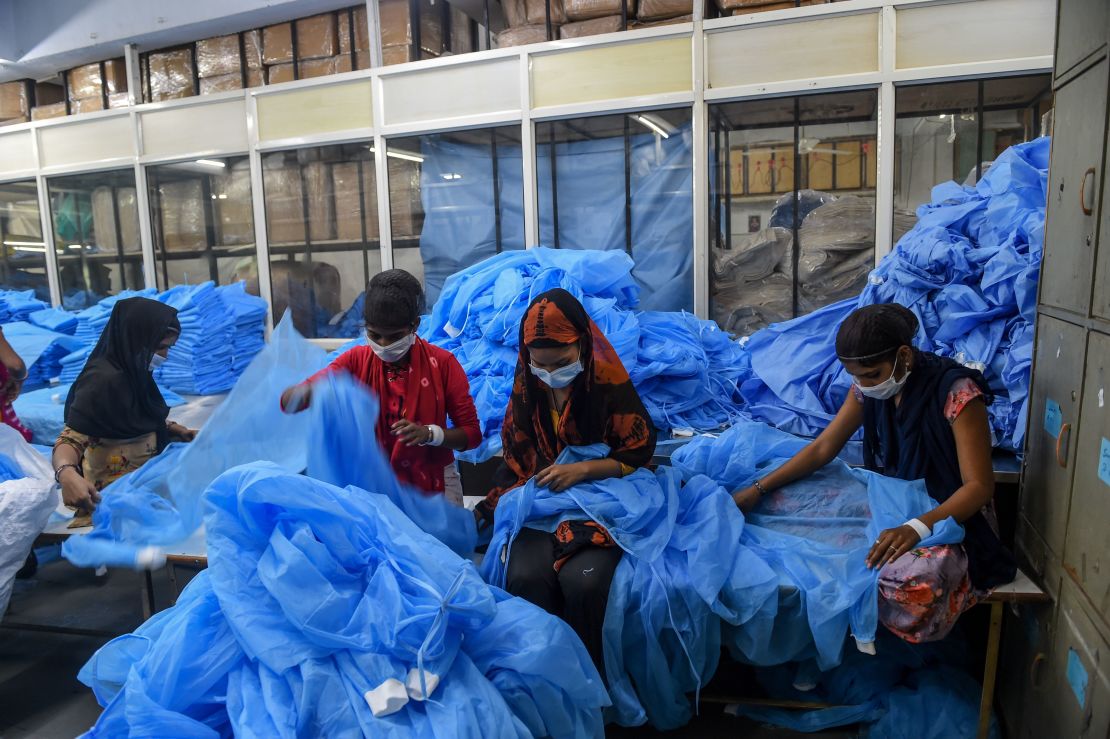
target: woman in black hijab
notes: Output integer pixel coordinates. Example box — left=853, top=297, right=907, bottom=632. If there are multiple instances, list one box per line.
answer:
left=52, top=297, right=197, bottom=520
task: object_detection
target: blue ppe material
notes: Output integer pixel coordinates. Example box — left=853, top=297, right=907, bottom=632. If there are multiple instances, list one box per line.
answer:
left=734, top=138, right=1049, bottom=451
left=14, top=383, right=185, bottom=446
left=28, top=307, right=78, bottom=335
left=670, top=418, right=963, bottom=669
left=481, top=443, right=777, bottom=730
left=79, top=463, right=608, bottom=738
left=421, top=247, right=745, bottom=462
left=0, top=289, right=50, bottom=323
left=62, top=315, right=328, bottom=569
left=0, top=321, right=87, bottom=390
left=304, top=371, right=478, bottom=557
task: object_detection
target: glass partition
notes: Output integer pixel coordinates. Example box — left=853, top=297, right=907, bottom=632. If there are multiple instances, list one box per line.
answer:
left=536, top=108, right=694, bottom=312
left=0, top=180, right=51, bottom=301
left=893, top=74, right=1052, bottom=242
left=386, top=126, right=525, bottom=305
left=47, top=169, right=145, bottom=310
left=709, top=90, right=878, bottom=336
left=146, top=156, right=256, bottom=290
left=261, top=142, right=381, bottom=338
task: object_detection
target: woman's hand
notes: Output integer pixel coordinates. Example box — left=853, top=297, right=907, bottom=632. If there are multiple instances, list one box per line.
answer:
left=60, top=467, right=100, bottom=514
left=280, top=384, right=312, bottom=414
left=732, top=485, right=762, bottom=513
left=168, top=423, right=197, bottom=442
left=535, top=463, right=588, bottom=492
left=866, top=524, right=923, bottom=569
left=392, top=420, right=431, bottom=446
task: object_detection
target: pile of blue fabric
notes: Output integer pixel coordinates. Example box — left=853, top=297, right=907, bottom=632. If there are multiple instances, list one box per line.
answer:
left=734, top=137, right=1050, bottom=451
left=215, top=283, right=268, bottom=376
left=28, top=307, right=78, bottom=335
left=0, top=289, right=49, bottom=323
left=13, top=383, right=185, bottom=446
left=153, top=283, right=237, bottom=395
left=0, top=321, right=86, bottom=391
left=421, top=247, right=746, bottom=462
left=670, top=419, right=963, bottom=670
left=481, top=443, right=778, bottom=730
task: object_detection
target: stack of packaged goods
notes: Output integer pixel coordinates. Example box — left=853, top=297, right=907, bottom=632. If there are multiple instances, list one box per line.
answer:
left=713, top=0, right=825, bottom=16
left=64, top=60, right=130, bottom=114
left=28, top=308, right=78, bottom=335
left=0, top=290, right=49, bottom=323
left=145, top=48, right=196, bottom=102
left=216, top=282, right=269, bottom=375
left=0, top=322, right=86, bottom=391
left=3, top=80, right=66, bottom=125
left=153, top=282, right=237, bottom=395
left=195, top=31, right=265, bottom=95
left=498, top=0, right=564, bottom=46
left=379, top=0, right=446, bottom=65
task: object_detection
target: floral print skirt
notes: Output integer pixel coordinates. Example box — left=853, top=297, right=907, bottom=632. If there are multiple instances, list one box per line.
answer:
left=878, top=544, right=984, bottom=643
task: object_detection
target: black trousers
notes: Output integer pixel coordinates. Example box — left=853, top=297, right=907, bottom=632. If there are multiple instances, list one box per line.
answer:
left=505, top=527, right=622, bottom=676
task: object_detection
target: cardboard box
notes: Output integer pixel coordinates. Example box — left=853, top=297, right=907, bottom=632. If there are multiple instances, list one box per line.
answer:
left=70, top=97, right=106, bottom=115
left=496, top=24, right=553, bottom=47
left=388, top=158, right=419, bottom=239
left=263, top=159, right=334, bottom=244
left=215, top=160, right=256, bottom=246
left=297, top=13, right=340, bottom=60
left=339, top=6, right=371, bottom=55
left=159, top=180, right=207, bottom=252
left=449, top=6, right=475, bottom=53
left=34, top=82, right=65, bottom=106
left=0, top=81, right=28, bottom=121
left=564, top=0, right=632, bottom=22
left=332, top=160, right=380, bottom=243
left=199, top=68, right=265, bottom=95
left=631, top=12, right=692, bottom=26
left=196, top=34, right=242, bottom=78
left=67, top=59, right=128, bottom=102
left=148, top=48, right=195, bottom=101
left=380, top=0, right=445, bottom=52
left=636, top=0, right=690, bottom=19
left=263, top=23, right=294, bottom=65
left=560, top=15, right=623, bottom=37
left=266, top=63, right=295, bottom=85
left=720, top=0, right=823, bottom=11
left=31, top=101, right=68, bottom=121
left=298, top=56, right=354, bottom=80
left=503, top=0, right=567, bottom=27
left=381, top=45, right=441, bottom=66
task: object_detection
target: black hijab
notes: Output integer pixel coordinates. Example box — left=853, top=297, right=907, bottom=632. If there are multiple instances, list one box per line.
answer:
left=861, top=350, right=1017, bottom=590
left=64, top=297, right=180, bottom=447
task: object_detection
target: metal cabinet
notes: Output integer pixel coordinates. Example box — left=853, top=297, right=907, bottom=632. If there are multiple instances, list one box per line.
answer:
left=1021, top=315, right=1088, bottom=563
left=1054, top=0, right=1108, bottom=81
left=1035, top=579, right=1110, bottom=738
left=1094, top=130, right=1110, bottom=322
left=1040, top=57, right=1108, bottom=316
left=1064, top=331, right=1110, bottom=623
left=998, top=599, right=1060, bottom=738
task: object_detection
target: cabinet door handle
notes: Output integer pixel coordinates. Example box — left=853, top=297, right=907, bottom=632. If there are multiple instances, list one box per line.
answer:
left=1056, top=422, right=1072, bottom=468
left=1080, top=167, right=1096, bottom=216
left=1030, top=652, right=1046, bottom=688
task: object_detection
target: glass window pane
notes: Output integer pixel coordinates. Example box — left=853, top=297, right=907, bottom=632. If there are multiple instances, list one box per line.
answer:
left=893, top=74, right=1051, bottom=243
left=536, top=108, right=694, bottom=312
left=387, top=126, right=525, bottom=305
left=147, top=156, right=256, bottom=292
left=262, top=143, right=382, bottom=339
left=47, top=169, right=144, bottom=310
left=0, top=180, right=51, bottom=301
left=709, top=90, right=878, bottom=336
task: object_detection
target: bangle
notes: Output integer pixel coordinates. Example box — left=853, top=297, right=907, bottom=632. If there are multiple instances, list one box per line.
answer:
left=904, top=518, right=932, bottom=540
left=753, top=479, right=769, bottom=496
left=54, top=463, right=80, bottom=485
left=422, top=424, right=445, bottom=447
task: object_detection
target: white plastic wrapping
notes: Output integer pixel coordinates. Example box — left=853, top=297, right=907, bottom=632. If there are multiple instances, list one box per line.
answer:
left=0, top=424, right=58, bottom=619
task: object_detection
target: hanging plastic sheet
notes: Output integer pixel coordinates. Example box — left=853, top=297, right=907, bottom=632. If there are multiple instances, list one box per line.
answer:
left=79, top=463, right=608, bottom=738
left=670, top=419, right=963, bottom=669
left=481, top=443, right=778, bottom=730
left=0, top=423, right=58, bottom=619
left=734, top=138, right=1050, bottom=451
left=62, top=315, right=328, bottom=570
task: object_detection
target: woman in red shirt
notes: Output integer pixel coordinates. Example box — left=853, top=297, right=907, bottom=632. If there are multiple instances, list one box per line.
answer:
left=281, top=269, right=481, bottom=494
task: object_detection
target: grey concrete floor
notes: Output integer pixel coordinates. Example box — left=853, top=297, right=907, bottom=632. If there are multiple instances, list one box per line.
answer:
left=0, top=555, right=855, bottom=739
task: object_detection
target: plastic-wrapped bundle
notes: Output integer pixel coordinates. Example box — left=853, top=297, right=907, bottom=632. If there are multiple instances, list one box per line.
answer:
left=734, top=138, right=1050, bottom=451
left=62, top=316, right=329, bottom=570
left=796, top=196, right=875, bottom=314
left=0, top=423, right=57, bottom=619
left=215, top=282, right=268, bottom=376
left=71, top=289, right=159, bottom=346
left=710, top=228, right=794, bottom=336
left=153, top=282, right=237, bottom=395
left=670, top=419, right=963, bottom=669
left=481, top=443, right=779, bottom=730
left=14, top=383, right=185, bottom=446
left=77, top=463, right=609, bottom=738
left=28, top=307, right=78, bottom=335
left=422, top=247, right=746, bottom=462
left=0, top=321, right=87, bottom=390
left=0, top=289, right=49, bottom=323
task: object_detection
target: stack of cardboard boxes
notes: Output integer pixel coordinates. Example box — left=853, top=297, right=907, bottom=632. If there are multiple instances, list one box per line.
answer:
left=63, top=60, right=130, bottom=114
left=197, top=31, right=265, bottom=94
left=497, top=0, right=694, bottom=45
left=714, top=0, right=825, bottom=15
left=0, top=80, right=65, bottom=125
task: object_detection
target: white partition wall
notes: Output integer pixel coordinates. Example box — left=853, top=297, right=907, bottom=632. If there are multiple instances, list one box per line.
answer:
left=0, top=0, right=1055, bottom=328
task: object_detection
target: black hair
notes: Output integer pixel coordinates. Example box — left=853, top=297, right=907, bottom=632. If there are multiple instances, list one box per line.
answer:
left=362, top=269, right=425, bottom=329
left=835, top=303, right=919, bottom=366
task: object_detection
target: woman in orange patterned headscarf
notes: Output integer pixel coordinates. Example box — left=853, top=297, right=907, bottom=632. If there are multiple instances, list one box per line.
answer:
left=475, top=287, right=655, bottom=674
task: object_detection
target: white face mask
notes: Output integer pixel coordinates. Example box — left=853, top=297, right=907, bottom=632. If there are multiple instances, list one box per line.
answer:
left=149, top=353, right=167, bottom=372
left=855, top=355, right=910, bottom=401
left=530, top=359, right=583, bottom=389
left=369, top=332, right=415, bottom=363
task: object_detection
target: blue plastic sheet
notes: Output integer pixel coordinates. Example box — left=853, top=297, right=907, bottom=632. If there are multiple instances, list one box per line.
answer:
left=671, top=419, right=963, bottom=669
left=28, top=307, right=78, bottom=335
left=79, top=463, right=608, bottom=738
left=0, top=289, right=50, bottom=323
left=482, top=443, right=777, bottom=729
left=421, top=247, right=746, bottom=462
left=734, top=138, right=1050, bottom=451
left=62, top=315, right=328, bottom=569
left=14, top=383, right=185, bottom=446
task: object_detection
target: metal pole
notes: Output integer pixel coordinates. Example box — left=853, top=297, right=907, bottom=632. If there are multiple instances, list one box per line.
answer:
left=791, top=96, right=800, bottom=319
left=623, top=115, right=633, bottom=256
left=36, top=176, right=62, bottom=307
left=490, top=129, right=503, bottom=252
left=549, top=123, right=561, bottom=248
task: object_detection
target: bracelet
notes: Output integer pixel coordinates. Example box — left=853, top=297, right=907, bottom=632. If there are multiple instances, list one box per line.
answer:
left=904, top=518, right=932, bottom=540
left=422, top=424, right=445, bottom=447
left=54, top=463, right=80, bottom=485
left=753, top=479, right=769, bottom=496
